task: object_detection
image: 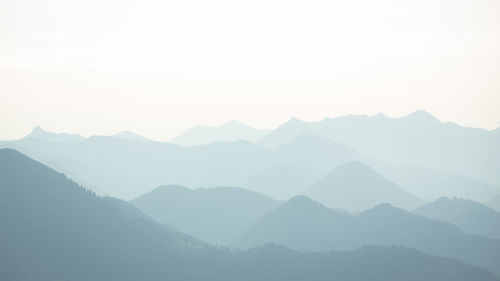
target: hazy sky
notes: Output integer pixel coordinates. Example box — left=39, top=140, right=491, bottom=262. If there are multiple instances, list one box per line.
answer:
left=1, top=0, right=499, bottom=140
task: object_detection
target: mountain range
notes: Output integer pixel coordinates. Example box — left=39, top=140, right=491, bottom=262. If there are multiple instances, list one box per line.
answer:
left=171, top=120, right=271, bottom=147
left=257, top=111, right=500, bottom=190
left=307, top=162, right=424, bottom=211
left=3, top=148, right=497, bottom=280
left=132, top=185, right=281, bottom=244
left=2, top=116, right=498, bottom=204
left=415, top=197, right=500, bottom=239
left=234, top=196, right=500, bottom=276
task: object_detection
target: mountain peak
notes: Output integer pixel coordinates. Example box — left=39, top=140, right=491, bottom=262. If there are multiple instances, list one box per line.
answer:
left=308, top=161, right=423, bottom=211
left=220, top=120, right=247, bottom=128
left=287, top=195, right=316, bottom=205
left=286, top=117, right=304, bottom=124
left=415, top=196, right=500, bottom=239
left=31, top=125, right=44, bottom=133
left=171, top=120, right=269, bottom=146
left=405, top=110, right=438, bottom=122
left=112, top=130, right=150, bottom=141
left=25, top=126, right=84, bottom=142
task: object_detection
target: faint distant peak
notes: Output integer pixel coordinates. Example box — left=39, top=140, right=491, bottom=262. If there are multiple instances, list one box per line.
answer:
left=112, top=130, right=151, bottom=142
left=404, top=110, right=439, bottom=122
left=25, top=126, right=84, bottom=142
left=287, top=117, right=304, bottom=124
left=31, top=125, right=44, bottom=133
left=373, top=112, right=388, bottom=119
left=220, top=120, right=247, bottom=128
left=275, top=117, right=307, bottom=130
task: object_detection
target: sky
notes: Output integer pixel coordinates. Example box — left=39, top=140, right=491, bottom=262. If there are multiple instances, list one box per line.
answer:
left=1, top=0, right=499, bottom=141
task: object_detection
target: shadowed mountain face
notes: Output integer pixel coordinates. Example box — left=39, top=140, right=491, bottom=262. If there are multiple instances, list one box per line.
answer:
left=234, top=196, right=500, bottom=277
left=257, top=111, right=500, bottom=189
left=307, top=162, right=424, bottom=211
left=415, top=197, right=500, bottom=239
left=3, top=149, right=497, bottom=281
left=0, top=148, right=205, bottom=281
left=171, top=120, right=271, bottom=147
left=132, top=185, right=281, bottom=245
left=199, top=244, right=500, bottom=281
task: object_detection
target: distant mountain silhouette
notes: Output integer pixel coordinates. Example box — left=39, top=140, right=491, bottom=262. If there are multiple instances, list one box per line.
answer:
left=487, top=194, right=500, bottom=211
left=235, top=196, right=500, bottom=276
left=171, top=120, right=270, bottom=146
left=111, top=130, right=151, bottom=141
left=132, top=185, right=281, bottom=244
left=256, top=117, right=309, bottom=148
left=257, top=110, right=500, bottom=189
left=415, top=197, right=500, bottom=239
left=246, top=164, right=320, bottom=200
left=272, top=129, right=499, bottom=202
left=4, top=149, right=494, bottom=281
left=1, top=121, right=498, bottom=202
left=0, top=136, right=276, bottom=199
left=25, top=126, right=84, bottom=142
left=307, top=162, right=424, bottom=211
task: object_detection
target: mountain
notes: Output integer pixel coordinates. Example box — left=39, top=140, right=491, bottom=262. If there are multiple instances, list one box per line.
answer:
left=256, top=117, right=310, bottom=148
left=171, top=120, right=270, bottom=146
left=235, top=196, right=500, bottom=277
left=246, top=164, right=320, bottom=200
left=415, top=197, right=500, bottom=239
left=2, top=123, right=497, bottom=202
left=1, top=149, right=498, bottom=281
left=307, top=162, right=424, bottom=211
left=132, top=185, right=281, bottom=244
left=257, top=111, right=500, bottom=189
left=200, top=244, right=500, bottom=281
left=102, top=196, right=154, bottom=222
left=0, top=136, right=277, bottom=199
left=111, top=130, right=151, bottom=142
left=235, top=196, right=352, bottom=251
left=264, top=124, right=499, bottom=202
left=0, top=148, right=205, bottom=281
left=25, top=126, right=84, bottom=142
left=487, top=194, right=500, bottom=212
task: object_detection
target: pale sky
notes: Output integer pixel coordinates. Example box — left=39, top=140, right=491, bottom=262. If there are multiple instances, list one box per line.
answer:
left=1, top=0, right=499, bottom=141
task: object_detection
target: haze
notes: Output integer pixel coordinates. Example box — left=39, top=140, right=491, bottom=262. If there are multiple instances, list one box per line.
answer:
left=1, top=0, right=499, bottom=140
